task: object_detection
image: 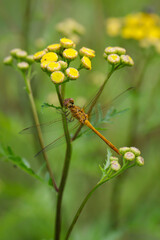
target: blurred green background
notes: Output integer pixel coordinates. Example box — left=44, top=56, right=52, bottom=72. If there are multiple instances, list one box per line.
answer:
left=0, top=0, right=160, bottom=240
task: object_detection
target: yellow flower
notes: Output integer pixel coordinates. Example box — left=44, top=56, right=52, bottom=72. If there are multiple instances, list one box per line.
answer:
left=51, top=71, right=65, bottom=84
left=107, top=54, right=120, bottom=64
left=106, top=18, right=122, bottom=36
left=33, top=50, right=46, bottom=61
left=47, top=62, right=61, bottom=72
left=81, top=56, right=91, bottom=70
left=79, top=47, right=95, bottom=58
left=41, top=52, right=58, bottom=63
left=65, top=67, right=79, bottom=80
left=63, top=48, right=78, bottom=60
left=60, top=38, right=74, bottom=48
left=41, top=61, right=51, bottom=70
left=47, top=43, right=61, bottom=52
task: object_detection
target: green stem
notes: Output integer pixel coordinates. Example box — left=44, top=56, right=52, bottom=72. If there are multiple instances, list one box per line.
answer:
left=23, top=72, right=59, bottom=192
left=21, top=0, right=32, bottom=51
left=71, top=68, right=115, bottom=141
left=128, top=53, right=154, bottom=146
left=54, top=86, right=72, bottom=240
left=65, top=163, right=134, bottom=240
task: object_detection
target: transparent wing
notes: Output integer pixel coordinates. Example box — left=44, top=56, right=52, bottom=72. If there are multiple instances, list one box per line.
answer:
left=34, top=122, right=80, bottom=157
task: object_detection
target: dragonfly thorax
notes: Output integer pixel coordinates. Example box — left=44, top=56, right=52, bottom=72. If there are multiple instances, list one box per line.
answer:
left=64, top=98, right=88, bottom=124
left=70, top=105, right=88, bottom=124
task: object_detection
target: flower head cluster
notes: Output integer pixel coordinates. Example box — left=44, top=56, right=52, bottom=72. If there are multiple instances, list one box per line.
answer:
left=106, top=12, right=160, bottom=53
left=56, top=18, right=85, bottom=44
left=104, top=46, right=134, bottom=68
left=107, top=146, right=144, bottom=176
left=33, top=38, right=95, bottom=84
left=119, top=146, right=144, bottom=166
left=3, top=48, right=34, bottom=71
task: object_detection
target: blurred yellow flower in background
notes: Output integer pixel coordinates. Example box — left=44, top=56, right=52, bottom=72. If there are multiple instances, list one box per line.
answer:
left=106, top=12, right=160, bottom=53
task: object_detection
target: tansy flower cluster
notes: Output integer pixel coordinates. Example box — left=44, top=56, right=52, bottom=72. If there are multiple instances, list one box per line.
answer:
left=106, top=12, right=160, bottom=53
left=3, top=48, right=34, bottom=71
left=104, top=46, right=134, bottom=68
left=109, top=146, right=144, bottom=173
left=33, top=37, right=95, bottom=84
left=56, top=18, right=85, bottom=44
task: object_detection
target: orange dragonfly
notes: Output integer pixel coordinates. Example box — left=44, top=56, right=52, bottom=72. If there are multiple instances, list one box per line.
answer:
left=22, top=87, right=133, bottom=156
left=63, top=98, right=120, bottom=155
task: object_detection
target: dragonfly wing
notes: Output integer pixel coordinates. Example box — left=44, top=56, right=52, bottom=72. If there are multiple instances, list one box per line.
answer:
left=34, top=121, right=80, bottom=157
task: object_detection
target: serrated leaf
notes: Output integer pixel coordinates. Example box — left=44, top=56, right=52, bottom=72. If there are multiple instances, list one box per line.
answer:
left=104, top=107, right=129, bottom=122
left=104, top=148, right=112, bottom=170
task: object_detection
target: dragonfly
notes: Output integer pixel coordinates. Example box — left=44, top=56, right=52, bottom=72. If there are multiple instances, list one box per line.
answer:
left=63, top=98, right=120, bottom=154
left=21, top=87, right=133, bottom=156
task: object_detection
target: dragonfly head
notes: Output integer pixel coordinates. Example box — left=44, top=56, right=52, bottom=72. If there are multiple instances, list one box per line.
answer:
left=63, top=98, right=74, bottom=108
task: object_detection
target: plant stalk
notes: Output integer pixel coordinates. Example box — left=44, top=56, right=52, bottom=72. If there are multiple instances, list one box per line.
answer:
left=71, top=68, right=115, bottom=141
left=24, top=72, right=58, bottom=192
left=65, top=163, right=134, bottom=240
left=54, top=86, right=72, bottom=240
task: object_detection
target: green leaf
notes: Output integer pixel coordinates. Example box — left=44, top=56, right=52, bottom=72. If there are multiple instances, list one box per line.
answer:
left=0, top=144, right=43, bottom=182
left=103, top=107, right=129, bottom=123
left=99, top=148, right=112, bottom=175
left=41, top=102, right=62, bottom=110
left=104, top=148, right=112, bottom=170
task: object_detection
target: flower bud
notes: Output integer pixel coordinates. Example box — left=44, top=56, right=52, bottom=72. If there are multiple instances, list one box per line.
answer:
left=136, top=156, right=144, bottom=166
left=15, top=50, right=27, bottom=59
left=124, top=151, right=135, bottom=161
left=103, top=52, right=108, bottom=59
left=104, top=47, right=117, bottom=55
left=65, top=67, right=80, bottom=80
left=26, top=55, right=34, bottom=64
left=107, top=54, right=120, bottom=64
left=51, top=71, right=65, bottom=84
left=3, top=56, right=13, bottom=65
left=110, top=156, right=119, bottom=162
left=17, top=62, right=29, bottom=71
left=111, top=161, right=121, bottom=171
left=119, top=147, right=130, bottom=155
left=58, top=60, right=68, bottom=69
left=130, top=147, right=141, bottom=157
left=114, top=47, right=126, bottom=55
left=120, top=55, right=134, bottom=66
left=10, top=48, right=22, bottom=57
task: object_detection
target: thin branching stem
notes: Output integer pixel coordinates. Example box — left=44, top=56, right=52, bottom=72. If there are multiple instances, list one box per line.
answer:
left=65, top=163, right=135, bottom=240
left=71, top=67, right=115, bottom=141
left=54, top=85, right=72, bottom=240
left=24, top=71, right=59, bottom=192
